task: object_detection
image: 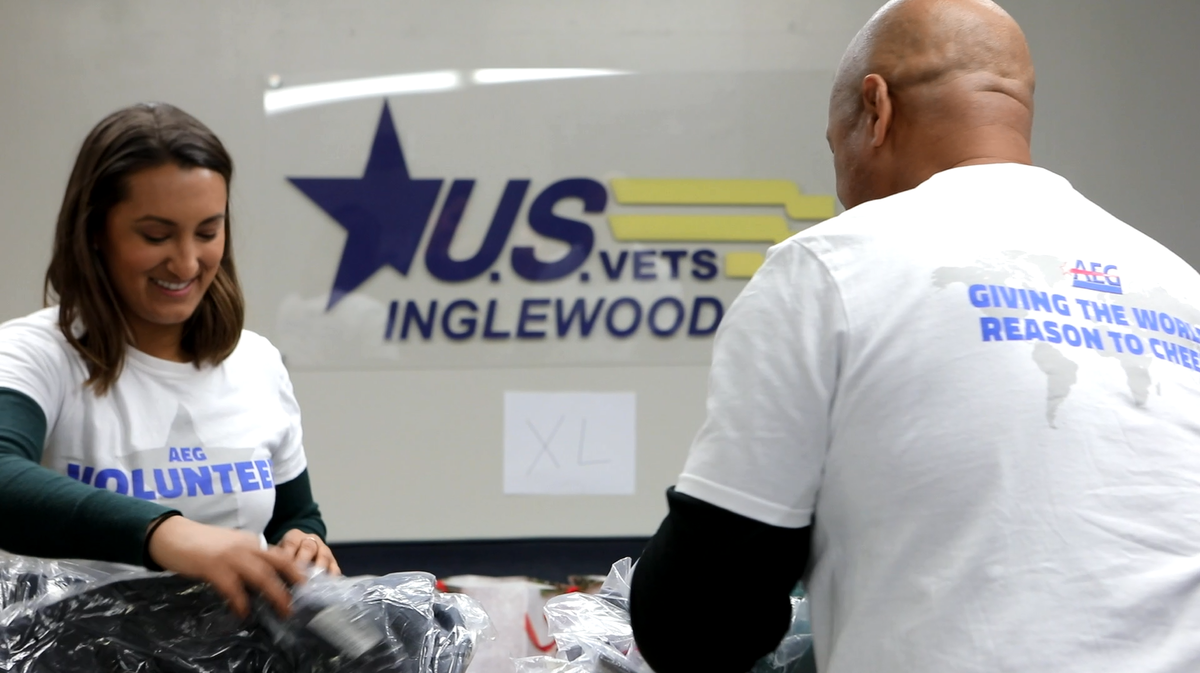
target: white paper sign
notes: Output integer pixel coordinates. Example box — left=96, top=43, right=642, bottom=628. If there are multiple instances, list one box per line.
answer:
left=504, top=392, right=636, bottom=495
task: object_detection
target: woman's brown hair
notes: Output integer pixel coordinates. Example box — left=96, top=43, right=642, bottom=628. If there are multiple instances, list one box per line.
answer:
left=44, top=102, right=244, bottom=395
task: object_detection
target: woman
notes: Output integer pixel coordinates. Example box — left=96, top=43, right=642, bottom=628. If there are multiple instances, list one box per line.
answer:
left=0, top=102, right=338, bottom=617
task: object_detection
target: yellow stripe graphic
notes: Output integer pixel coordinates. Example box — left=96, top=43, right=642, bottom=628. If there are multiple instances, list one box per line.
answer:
left=611, top=179, right=836, bottom=221
left=724, top=252, right=765, bottom=278
left=608, top=215, right=793, bottom=244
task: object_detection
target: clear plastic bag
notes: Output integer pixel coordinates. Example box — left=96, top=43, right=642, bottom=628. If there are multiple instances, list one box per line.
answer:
left=513, top=558, right=814, bottom=673
left=749, top=588, right=816, bottom=673
left=0, top=553, right=141, bottom=616
left=532, top=558, right=651, bottom=673
left=253, top=569, right=493, bottom=673
left=0, top=555, right=491, bottom=672
left=511, top=656, right=592, bottom=673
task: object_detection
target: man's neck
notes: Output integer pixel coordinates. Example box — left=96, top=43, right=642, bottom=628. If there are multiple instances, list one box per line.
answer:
left=934, top=125, right=1033, bottom=170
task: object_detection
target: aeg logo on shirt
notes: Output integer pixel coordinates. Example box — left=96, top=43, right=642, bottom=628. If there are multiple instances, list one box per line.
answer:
left=1070, top=260, right=1122, bottom=295
left=287, top=102, right=835, bottom=343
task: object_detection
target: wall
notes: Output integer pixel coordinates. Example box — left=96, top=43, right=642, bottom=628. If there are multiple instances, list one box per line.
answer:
left=0, top=0, right=1197, bottom=542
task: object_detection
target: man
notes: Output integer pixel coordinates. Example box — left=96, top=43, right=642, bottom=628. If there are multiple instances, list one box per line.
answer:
left=630, top=0, right=1200, bottom=671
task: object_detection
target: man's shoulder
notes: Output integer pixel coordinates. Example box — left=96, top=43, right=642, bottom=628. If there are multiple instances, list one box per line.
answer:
left=790, top=178, right=940, bottom=242
left=790, top=164, right=1095, bottom=247
left=783, top=195, right=906, bottom=258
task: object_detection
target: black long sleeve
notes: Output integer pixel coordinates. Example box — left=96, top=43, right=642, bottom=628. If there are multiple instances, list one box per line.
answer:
left=0, top=387, right=175, bottom=566
left=630, top=487, right=811, bottom=673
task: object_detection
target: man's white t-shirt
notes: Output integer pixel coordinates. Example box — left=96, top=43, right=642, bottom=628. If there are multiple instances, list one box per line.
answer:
left=0, top=307, right=308, bottom=534
left=677, top=164, right=1200, bottom=672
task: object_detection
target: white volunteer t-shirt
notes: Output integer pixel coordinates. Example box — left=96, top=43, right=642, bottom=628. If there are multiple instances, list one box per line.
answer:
left=0, top=307, right=308, bottom=534
left=678, top=164, right=1200, bottom=672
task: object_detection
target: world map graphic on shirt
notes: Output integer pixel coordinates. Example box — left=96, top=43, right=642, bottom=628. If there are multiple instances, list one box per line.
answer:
left=934, top=250, right=1200, bottom=428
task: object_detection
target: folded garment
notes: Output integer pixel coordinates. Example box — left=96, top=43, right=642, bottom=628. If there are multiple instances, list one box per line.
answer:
left=0, top=560, right=489, bottom=673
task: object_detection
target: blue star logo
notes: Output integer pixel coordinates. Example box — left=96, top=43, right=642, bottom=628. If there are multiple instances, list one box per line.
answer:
left=289, top=102, right=443, bottom=310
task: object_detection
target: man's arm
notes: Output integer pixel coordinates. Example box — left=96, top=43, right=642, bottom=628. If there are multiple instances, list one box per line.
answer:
left=629, top=239, right=845, bottom=672
left=631, top=488, right=811, bottom=673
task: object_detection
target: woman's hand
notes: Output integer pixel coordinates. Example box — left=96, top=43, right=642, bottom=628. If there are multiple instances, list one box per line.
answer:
left=146, top=516, right=306, bottom=618
left=278, top=529, right=341, bottom=576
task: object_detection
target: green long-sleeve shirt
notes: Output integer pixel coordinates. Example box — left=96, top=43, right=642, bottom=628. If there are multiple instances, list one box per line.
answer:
left=0, top=387, right=326, bottom=567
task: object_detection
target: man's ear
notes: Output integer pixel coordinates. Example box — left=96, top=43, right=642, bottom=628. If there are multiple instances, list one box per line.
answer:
left=861, top=74, right=893, bottom=148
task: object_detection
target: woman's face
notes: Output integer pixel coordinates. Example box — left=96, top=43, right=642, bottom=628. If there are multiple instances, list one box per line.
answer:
left=100, top=163, right=227, bottom=343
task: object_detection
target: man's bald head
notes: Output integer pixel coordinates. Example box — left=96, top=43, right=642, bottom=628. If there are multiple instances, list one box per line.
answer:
left=827, top=0, right=1035, bottom=209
